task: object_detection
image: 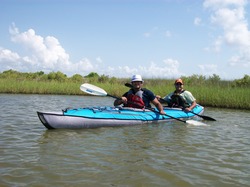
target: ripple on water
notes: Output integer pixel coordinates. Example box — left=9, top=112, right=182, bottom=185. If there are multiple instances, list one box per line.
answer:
left=0, top=95, right=250, bottom=186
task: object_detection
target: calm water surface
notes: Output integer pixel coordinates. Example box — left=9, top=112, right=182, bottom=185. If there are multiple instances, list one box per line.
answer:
left=0, top=94, right=249, bottom=187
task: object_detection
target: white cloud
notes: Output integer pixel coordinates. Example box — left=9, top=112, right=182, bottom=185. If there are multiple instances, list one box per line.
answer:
left=0, top=48, right=21, bottom=70
left=2, top=24, right=183, bottom=78
left=194, top=17, right=202, bottom=25
left=113, top=59, right=182, bottom=78
left=210, top=36, right=223, bottom=52
left=0, top=48, right=20, bottom=62
left=76, top=58, right=95, bottom=71
left=9, top=24, right=70, bottom=69
left=204, top=0, right=250, bottom=67
left=96, top=57, right=103, bottom=63
left=203, top=0, right=246, bottom=10
left=1, top=24, right=184, bottom=79
left=0, top=23, right=214, bottom=79
left=0, top=24, right=100, bottom=76
left=198, top=64, right=219, bottom=76
left=229, top=49, right=250, bottom=67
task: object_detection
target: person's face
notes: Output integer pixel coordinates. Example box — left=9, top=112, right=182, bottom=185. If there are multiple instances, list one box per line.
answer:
left=132, top=81, right=143, bottom=89
left=175, top=83, right=183, bottom=91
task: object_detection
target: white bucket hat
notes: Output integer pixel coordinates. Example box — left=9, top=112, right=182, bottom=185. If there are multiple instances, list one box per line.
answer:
left=131, top=75, right=144, bottom=82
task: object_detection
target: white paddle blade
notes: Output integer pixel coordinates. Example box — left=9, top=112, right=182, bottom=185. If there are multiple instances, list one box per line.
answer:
left=80, top=83, right=107, bottom=96
left=186, top=120, right=208, bottom=126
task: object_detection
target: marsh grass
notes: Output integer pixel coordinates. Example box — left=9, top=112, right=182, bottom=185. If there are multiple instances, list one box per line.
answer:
left=0, top=79, right=81, bottom=95
left=188, top=85, right=250, bottom=109
left=0, top=78, right=249, bottom=110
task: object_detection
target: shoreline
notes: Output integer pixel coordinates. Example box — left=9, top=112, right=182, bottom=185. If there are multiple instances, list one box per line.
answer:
left=0, top=71, right=249, bottom=110
left=0, top=91, right=249, bottom=110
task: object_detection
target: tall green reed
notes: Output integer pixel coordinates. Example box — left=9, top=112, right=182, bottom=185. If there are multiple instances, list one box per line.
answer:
left=0, top=78, right=249, bottom=110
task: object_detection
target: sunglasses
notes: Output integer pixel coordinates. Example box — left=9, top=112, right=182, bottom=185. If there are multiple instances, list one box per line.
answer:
left=175, top=83, right=183, bottom=86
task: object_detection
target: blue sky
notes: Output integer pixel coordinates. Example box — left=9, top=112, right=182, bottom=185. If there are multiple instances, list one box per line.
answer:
left=0, top=0, right=249, bottom=80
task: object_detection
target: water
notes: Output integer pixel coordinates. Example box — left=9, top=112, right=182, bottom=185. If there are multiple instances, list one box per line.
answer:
left=0, top=94, right=249, bottom=187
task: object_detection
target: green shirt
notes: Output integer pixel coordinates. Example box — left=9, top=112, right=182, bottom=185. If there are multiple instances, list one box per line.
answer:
left=163, top=90, right=196, bottom=106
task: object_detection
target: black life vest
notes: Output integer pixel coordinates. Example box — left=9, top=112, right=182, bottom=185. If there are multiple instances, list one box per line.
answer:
left=170, top=90, right=189, bottom=108
left=125, top=89, right=145, bottom=109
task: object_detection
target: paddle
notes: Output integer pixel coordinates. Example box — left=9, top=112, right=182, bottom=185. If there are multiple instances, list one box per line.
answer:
left=80, top=83, right=207, bottom=126
left=125, top=83, right=216, bottom=121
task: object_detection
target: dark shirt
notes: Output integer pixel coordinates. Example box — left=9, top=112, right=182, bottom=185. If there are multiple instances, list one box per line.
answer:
left=123, top=88, right=156, bottom=108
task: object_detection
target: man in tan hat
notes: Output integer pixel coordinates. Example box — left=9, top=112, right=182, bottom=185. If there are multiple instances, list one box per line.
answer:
left=158, top=78, right=197, bottom=112
left=114, top=75, right=166, bottom=115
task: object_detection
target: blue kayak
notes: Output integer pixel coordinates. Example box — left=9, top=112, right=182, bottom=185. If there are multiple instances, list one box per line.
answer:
left=37, top=105, right=204, bottom=129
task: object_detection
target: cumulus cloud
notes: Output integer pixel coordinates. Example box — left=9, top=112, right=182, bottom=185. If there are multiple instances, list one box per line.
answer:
left=0, top=23, right=99, bottom=76
left=8, top=23, right=71, bottom=72
left=115, top=59, right=182, bottom=78
left=0, top=48, right=20, bottom=62
left=204, top=0, right=250, bottom=67
left=89, top=58, right=183, bottom=79
left=0, top=48, right=21, bottom=70
left=0, top=24, right=182, bottom=78
left=198, top=64, right=219, bottom=76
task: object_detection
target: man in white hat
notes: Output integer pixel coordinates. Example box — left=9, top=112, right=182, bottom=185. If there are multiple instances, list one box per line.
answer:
left=114, top=75, right=166, bottom=115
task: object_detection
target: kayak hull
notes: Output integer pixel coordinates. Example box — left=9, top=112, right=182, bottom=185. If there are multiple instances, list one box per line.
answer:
left=37, top=105, right=204, bottom=129
left=37, top=111, right=149, bottom=129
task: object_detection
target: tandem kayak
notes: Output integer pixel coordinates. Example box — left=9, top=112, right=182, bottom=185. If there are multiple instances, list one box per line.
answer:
left=37, top=105, right=205, bottom=129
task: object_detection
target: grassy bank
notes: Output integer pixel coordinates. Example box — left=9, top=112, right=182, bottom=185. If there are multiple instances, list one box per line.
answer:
left=0, top=78, right=250, bottom=110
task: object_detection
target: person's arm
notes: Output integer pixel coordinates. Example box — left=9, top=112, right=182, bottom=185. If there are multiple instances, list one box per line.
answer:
left=163, top=93, right=173, bottom=107
left=184, top=100, right=197, bottom=112
left=183, top=91, right=197, bottom=112
left=145, top=89, right=165, bottom=114
left=155, top=95, right=162, bottom=101
left=155, top=95, right=168, bottom=104
left=114, top=96, right=127, bottom=106
left=151, top=98, right=166, bottom=115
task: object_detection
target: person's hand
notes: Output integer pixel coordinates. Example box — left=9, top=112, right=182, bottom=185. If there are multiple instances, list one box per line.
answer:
left=155, top=95, right=161, bottom=100
left=159, top=110, right=166, bottom=115
left=184, top=107, right=191, bottom=112
left=121, top=96, right=127, bottom=104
